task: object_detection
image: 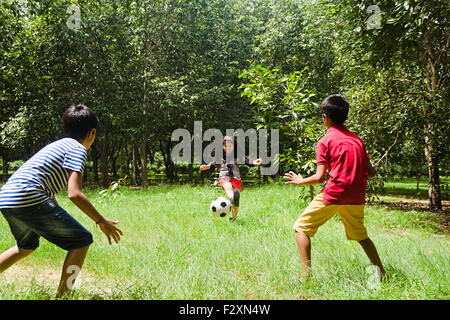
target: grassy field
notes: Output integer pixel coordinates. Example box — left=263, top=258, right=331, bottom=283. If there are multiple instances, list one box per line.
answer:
left=0, top=182, right=448, bottom=300
left=373, top=176, right=449, bottom=200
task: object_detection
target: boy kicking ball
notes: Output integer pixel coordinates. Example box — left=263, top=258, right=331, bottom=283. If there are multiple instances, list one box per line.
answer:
left=200, top=136, right=262, bottom=220
left=0, top=104, right=123, bottom=298
left=284, top=94, right=385, bottom=282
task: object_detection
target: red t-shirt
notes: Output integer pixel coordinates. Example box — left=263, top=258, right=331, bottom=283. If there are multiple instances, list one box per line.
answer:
left=317, top=124, right=369, bottom=205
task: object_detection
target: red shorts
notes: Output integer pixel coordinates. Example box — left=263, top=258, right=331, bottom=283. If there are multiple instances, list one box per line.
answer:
left=219, top=178, right=242, bottom=192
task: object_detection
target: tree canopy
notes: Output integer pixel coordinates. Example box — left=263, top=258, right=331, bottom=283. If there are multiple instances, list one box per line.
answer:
left=0, top=0, right=448, bottom=210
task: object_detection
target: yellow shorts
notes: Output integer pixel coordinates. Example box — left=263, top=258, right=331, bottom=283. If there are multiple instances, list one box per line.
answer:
left=293, top=193, right=368, bottom=241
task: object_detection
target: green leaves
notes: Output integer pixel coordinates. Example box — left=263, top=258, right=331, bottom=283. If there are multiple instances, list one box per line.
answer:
left=239, top=61, right=320, bottom=173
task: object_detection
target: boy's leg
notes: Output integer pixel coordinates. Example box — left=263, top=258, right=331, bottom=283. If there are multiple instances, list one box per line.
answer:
left=292, top=193, right=337, bottom=279
left=221, top=180, right=234, bottom=200
left=0, top=245, right=34, bottom=273
left=0, top=209, right=40, bottom=272
left=57, top=244, right=90, bottom=298
left=230, top=188, right=240, bottom=219
left=337, top=206, right=385, bottom=276
left=14, top=201, right=94, bottom=296
left=220, top=180, right=238, bottom=219
left=295, top=232, right=311, bottom=280
left=358, top=238, right=386, bottom=276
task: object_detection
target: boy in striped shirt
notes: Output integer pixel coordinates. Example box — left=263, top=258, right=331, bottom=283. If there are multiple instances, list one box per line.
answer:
left=0, top=104, right=123, bottom=297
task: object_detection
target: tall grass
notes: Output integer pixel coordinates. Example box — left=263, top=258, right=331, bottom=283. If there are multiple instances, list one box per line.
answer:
left=0, top=184, right=448, bottom=299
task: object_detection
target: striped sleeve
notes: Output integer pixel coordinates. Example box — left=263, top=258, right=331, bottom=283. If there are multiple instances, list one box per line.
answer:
left=62, top=144, right=88, bottom=174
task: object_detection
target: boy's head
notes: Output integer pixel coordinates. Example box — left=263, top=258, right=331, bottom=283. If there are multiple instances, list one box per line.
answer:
left=320, top=94, right=349, bottom=127
left=62, top=104, right=98, bottom=148
left=223, top=136, right=234, bottom=155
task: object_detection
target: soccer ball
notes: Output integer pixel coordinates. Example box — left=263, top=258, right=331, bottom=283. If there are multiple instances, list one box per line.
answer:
left=210, top=197, right=231, bottom=218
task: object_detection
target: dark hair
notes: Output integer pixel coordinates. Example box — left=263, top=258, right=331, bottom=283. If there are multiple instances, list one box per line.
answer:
left=62, top=103, right=98, bottom=140
left=319, top=94, right=349, bottom=125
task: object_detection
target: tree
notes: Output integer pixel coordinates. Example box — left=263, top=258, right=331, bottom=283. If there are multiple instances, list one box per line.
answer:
left=326, top=0, right=449, bottom=210
left=239, top=62, right=321, bottom=195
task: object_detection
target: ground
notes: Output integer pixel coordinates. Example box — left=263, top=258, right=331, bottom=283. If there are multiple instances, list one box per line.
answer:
left=0, top=179, right=448, bottom=300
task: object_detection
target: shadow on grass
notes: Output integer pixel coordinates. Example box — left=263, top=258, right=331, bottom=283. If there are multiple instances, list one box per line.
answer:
left=383, top=264, right=410, bottom=286
left=372, top=200, right=449, bottom=234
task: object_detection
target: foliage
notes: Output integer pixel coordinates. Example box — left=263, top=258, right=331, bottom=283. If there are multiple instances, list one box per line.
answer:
left=239, top=62, right=321, bottom=174
left=0, top=0, right=447, bottom=208
left=98, top=175, right=128, bottom=205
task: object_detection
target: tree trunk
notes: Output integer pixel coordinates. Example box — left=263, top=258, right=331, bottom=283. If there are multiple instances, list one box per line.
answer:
left=148, top=149, right=154, bottom=164
left=309, top=185, right=314, bottom=201
left=108, top=142, right=121, bottom=179
left=2, top=157, right=8, bottom=175
left=111, top=156, right=118, bottom=178
left=132, top=143, right=140, bottom=185
left=139, top=3, right=150, bottom=188
left=416, top=173, right=420, bottom=191
left=200, top=168, right=205, bottom=184
left=188, top=163, right=193, bottom=180
left=83, top=164, right=88, bottom=183
left=123, top=145, right=131, bottom=177
left=91, top=144, right=99, bottom=182
left=31, top=139, right=37, bottom=156
left=160, top=140, right=175, bottom=181
left=139, top=136, right=148, bottom=188
left=124, top=155, right=131, bottom=177
left=424, top=121, right=442, bottom=210
left=101, top=131, right=109, bottom=188
left=423, top=29, right=443, bottom=211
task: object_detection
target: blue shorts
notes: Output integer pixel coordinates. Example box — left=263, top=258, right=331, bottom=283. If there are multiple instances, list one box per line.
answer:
left=0, top=199, right=93, bottom=251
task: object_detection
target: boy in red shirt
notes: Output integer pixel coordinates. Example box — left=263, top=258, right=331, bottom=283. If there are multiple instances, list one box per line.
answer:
left=284, top=94, right=385, bottom=281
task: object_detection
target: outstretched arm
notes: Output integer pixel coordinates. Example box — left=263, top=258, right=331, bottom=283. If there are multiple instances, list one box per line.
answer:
left=67, top=170, right=123, bottom=245
left=284, top=164, right=327, bottom=186
left=246, top=157, right=262, bottom=167
left=200, top=161, right=221, bottom=171
left=200, top=162, right=214, bottom=171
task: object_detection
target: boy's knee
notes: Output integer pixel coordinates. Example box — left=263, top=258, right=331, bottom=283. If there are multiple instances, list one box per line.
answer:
left=79, top=243, right=91, bottom=252
left=81, top=231, right=94, bottom=248
left=357, top=237, right=371, bottom=244
left=66, top=230, right=93, bottom=251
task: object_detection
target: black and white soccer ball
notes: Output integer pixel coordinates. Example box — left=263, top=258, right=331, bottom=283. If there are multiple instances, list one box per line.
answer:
left=210, top=197, right=231, bottom=218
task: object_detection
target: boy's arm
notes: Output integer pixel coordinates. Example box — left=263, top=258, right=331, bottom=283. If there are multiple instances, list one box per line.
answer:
left=284, top=164, right=327, bottom=186
left=367, top=159, right=376, bottom=179
left=67, top=170, right=123, bottom=244
left=245, top=156, right=262, bottom=167
left=200, top=161, right=220, bottom=171
left=200, top=164, right=211, bottom=171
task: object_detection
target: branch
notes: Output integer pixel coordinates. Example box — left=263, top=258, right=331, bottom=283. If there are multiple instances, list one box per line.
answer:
left=375, top=130, right=400, bottom=168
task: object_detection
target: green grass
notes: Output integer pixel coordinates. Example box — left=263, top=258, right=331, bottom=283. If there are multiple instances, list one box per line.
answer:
left=0, top=183, right=448, bottom=300
left=374, top=176, right=449, bottom=199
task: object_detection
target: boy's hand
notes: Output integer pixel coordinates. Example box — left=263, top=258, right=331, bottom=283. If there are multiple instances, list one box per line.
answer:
left=98, top=219, right=123, bottom=245
left=200, top=164, right=210, bottom=171
left=283, top=171, right=304, bottom=185
left=253, top=158, right=263, bottom=166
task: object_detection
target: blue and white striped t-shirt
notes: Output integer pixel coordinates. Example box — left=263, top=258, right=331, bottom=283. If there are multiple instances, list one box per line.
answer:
left=0, top=138, right=88, bottom=209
